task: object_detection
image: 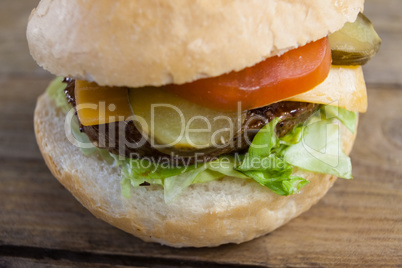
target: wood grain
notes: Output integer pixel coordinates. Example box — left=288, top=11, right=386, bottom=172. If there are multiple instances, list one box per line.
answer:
left=0, top=0, right=401, bottom=267
left=362, top=0, right=402, bottom=85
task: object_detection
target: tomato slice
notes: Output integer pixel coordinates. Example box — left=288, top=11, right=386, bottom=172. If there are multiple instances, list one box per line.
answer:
left=164, top=37, right=332, bottom=112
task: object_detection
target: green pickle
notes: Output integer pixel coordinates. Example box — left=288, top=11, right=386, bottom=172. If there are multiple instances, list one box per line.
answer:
left=329, top=13, right=381, bottom=65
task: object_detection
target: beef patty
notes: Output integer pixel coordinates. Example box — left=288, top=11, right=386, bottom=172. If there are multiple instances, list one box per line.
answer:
left=65, top=78, right=319, bottom=164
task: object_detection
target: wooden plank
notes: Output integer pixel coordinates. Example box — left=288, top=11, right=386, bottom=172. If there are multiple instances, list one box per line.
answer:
left=0, top=76, right=401, bottom=266
left=0, top=0, right=51, bottom=77
left=0, top=77, right=48, bottom=160
left=0, top=256, right=144, bottom=268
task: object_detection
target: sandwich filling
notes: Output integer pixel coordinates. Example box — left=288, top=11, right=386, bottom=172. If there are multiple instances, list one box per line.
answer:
left=65, top=77, right=320, bottom=164
left=50, top=76, right=357, bottom=201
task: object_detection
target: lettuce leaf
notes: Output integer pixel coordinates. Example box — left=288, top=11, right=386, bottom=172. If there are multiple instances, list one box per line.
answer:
left=282, top=117, right=353, bottom=179
left=120, top=156, right=248, bottom=202
left=235, top=119, right=309, bottom=195
left=163, top=167, right=208, bottom=203
left=205, top=156, right=248, bottom=179
left=46, top=77, right=70, bottom=112
left=322, top=105, right=357, bottom=133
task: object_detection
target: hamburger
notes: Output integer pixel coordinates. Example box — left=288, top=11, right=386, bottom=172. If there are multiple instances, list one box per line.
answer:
left=27, top=0, right=380, bottom=247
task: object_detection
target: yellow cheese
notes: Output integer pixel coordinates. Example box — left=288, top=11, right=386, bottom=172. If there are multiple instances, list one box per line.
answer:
left=75, top=80, right=133, bottom=126
left=288, top=66, right=367, bottom=112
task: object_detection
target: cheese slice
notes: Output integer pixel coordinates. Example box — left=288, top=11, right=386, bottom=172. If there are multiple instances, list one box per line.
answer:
left=75, top=80, right=133, bottom=126
left=288, top=66, right=367, bottom=112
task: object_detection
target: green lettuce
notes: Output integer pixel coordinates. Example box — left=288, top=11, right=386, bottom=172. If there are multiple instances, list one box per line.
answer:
left=46, top=77, right=70, bottom=112
left=323, top=105, right=358, bottom=133
left=48, top=78, right=358, bottom=201
left=120, top=156, right=248, bottom=203
left=282, top=117, right=353, bottom=179
left=235, top=119, right=309, bottom=195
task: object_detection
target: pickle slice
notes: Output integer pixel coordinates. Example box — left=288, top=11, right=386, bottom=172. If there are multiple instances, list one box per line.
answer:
left=129, top=87, right=245, bottom=152
left=330, top=13, right=381, bottom=65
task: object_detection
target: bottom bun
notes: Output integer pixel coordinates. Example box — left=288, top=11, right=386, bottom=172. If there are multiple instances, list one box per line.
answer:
left=34, top=92, right=357, bottom=248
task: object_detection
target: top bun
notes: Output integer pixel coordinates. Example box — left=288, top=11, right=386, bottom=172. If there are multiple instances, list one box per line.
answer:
left=27, top=0, right=363, bottom=87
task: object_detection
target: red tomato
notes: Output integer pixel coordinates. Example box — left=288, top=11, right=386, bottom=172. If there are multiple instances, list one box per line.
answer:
left=164, top=37, right=332, bottom=112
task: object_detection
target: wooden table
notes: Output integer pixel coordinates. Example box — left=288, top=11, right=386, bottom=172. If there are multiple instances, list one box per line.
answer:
left=1, top=0, right=401, bottom=267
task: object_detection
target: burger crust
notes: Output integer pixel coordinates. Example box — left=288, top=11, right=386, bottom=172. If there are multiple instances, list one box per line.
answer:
left=27, top=0, right=363, bottom=88
left=34, top=92, right=357, bottom=247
